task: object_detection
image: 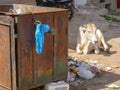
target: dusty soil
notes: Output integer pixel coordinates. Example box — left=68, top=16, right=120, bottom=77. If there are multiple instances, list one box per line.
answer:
left=68, top=6, right=120, bottom=90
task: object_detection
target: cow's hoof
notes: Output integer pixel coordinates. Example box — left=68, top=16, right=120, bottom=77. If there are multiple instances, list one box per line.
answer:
left=76, top=50, right=83, bottom=54
left=78, top=51, right=83, bottom=54
left=105, top=48, right=110, bottom=54
left=95, top=50, right=100, bottom=54
left=83, top=49, right=88, bottom=55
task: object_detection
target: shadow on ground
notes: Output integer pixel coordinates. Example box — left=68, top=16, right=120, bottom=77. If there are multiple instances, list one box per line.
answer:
left=82, top=69, right=120, bottom=90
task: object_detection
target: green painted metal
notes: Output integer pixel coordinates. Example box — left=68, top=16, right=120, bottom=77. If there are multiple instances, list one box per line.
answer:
left=49, top=29, right=56, bottom=35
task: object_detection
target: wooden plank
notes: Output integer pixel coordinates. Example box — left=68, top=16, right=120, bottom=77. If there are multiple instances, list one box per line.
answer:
left=0, top=4, right=67, bottom=15
left=16, top=15, right=34, bottom=89
left=10, top=17, right=17, bottom=90
left=53, top=11, right=68, bottom=80
left=0, top=85, right=11, bottom=90
left=33, top=13, right=54, bottom=85
left=0, top=22, right=11, bottom=90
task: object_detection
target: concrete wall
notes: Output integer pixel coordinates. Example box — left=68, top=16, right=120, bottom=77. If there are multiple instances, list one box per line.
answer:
left=110, top=0, right=117, bottom=11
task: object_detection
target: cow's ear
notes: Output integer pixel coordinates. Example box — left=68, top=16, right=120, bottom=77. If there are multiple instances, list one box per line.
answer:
left=83, top=24, right=87, bottom=28
left=82, top=28, right=86, bottom=33
left=80, top=24, right=87, bottom=33
left=83, top=30, right=86, bottom=33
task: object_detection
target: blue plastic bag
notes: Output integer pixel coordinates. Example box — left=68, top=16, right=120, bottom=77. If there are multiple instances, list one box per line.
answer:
left=35, top=23, right=50, bottom=54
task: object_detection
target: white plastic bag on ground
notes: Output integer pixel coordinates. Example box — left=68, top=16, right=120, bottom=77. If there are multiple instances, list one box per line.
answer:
left=67, top=72, right=76, bottom=82
left=77, top=62, right=95, bottom=79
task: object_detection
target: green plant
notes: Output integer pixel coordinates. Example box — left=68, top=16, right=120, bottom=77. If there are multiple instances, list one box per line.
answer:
left=109, top=12, right=120, bottom=16
left=100, top=14, right=120, bottom=22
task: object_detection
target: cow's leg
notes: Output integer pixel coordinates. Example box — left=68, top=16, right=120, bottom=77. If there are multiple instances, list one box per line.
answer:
left=76, top=43, right=83, bottom=54
left=96, top=29, right=109, bottom=51
left=77, top=36, right=87, bottom=54
left=76, top=28, right=83, bottom=54
left=93, top=43, right=100, bottom=54
left=76, top=38, right=85, bottom=54
left=101, top=36, right=109, bottom=52
left=76, top=26, right=86, bottom=54
left=83, top=41, right=91, bottom=54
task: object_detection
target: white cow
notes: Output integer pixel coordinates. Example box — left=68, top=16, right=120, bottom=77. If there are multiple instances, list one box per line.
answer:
left=76, top=23, right=109, bottom=54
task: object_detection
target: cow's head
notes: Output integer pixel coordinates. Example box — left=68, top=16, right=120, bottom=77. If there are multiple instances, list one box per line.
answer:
left=83, top=23, right=98, bottom=44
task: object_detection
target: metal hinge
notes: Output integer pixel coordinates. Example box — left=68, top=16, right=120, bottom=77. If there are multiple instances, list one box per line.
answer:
left=49, top=29, right=56, bottom=35
left=14, top=34, right=19, bottom=38
left=15, top=17, right=18, bottom=23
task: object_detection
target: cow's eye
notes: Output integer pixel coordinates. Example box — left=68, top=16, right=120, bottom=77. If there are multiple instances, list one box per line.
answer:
left=88, top=31, right=91, bottom=33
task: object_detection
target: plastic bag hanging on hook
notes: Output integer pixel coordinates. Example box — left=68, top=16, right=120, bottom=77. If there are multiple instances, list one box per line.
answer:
left=35, top=22, right=50, bottom=54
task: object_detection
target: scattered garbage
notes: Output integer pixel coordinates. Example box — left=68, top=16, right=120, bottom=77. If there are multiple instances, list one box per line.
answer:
left=77, top=63, right=95, bottom=79
left=67, top=71, right=76, bottom=82
left=105, top=66, right=112, bottom=71
left=15, top=9, right=23, bottom=14
left=105, top=84, right=120, bottom=89
left=67, top=56, right=101, bottom=82
left=89, top=59, right=98, bottom=64
left=45, top=81, right=69, bottom=90
left=89, top=59, right=104, bottom=69
left=9, top=8, right=16, bottom=13
left=9, top=8, right=23, bottom=14
left=8, top=7, right=31, bottom=14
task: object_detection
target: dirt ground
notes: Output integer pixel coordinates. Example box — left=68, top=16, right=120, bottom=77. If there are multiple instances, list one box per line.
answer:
left=68, top=5, right=120, bottom=90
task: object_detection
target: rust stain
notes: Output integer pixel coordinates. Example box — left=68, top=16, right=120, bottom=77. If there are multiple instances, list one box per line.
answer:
left=37, top=68, right=52, bottom=77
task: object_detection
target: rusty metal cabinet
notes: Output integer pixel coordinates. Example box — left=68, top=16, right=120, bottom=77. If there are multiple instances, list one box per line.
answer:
left=0, top=4, right=68, bottom=90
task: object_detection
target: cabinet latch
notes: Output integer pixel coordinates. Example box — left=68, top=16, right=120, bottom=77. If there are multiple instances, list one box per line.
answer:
left=14, top=34, right=19, bottom=38
left=49, top=29, right=56, bottom=35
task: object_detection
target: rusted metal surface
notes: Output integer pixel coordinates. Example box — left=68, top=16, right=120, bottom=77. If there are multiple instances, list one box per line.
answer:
left=0, top=4, right=68, bottom=90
